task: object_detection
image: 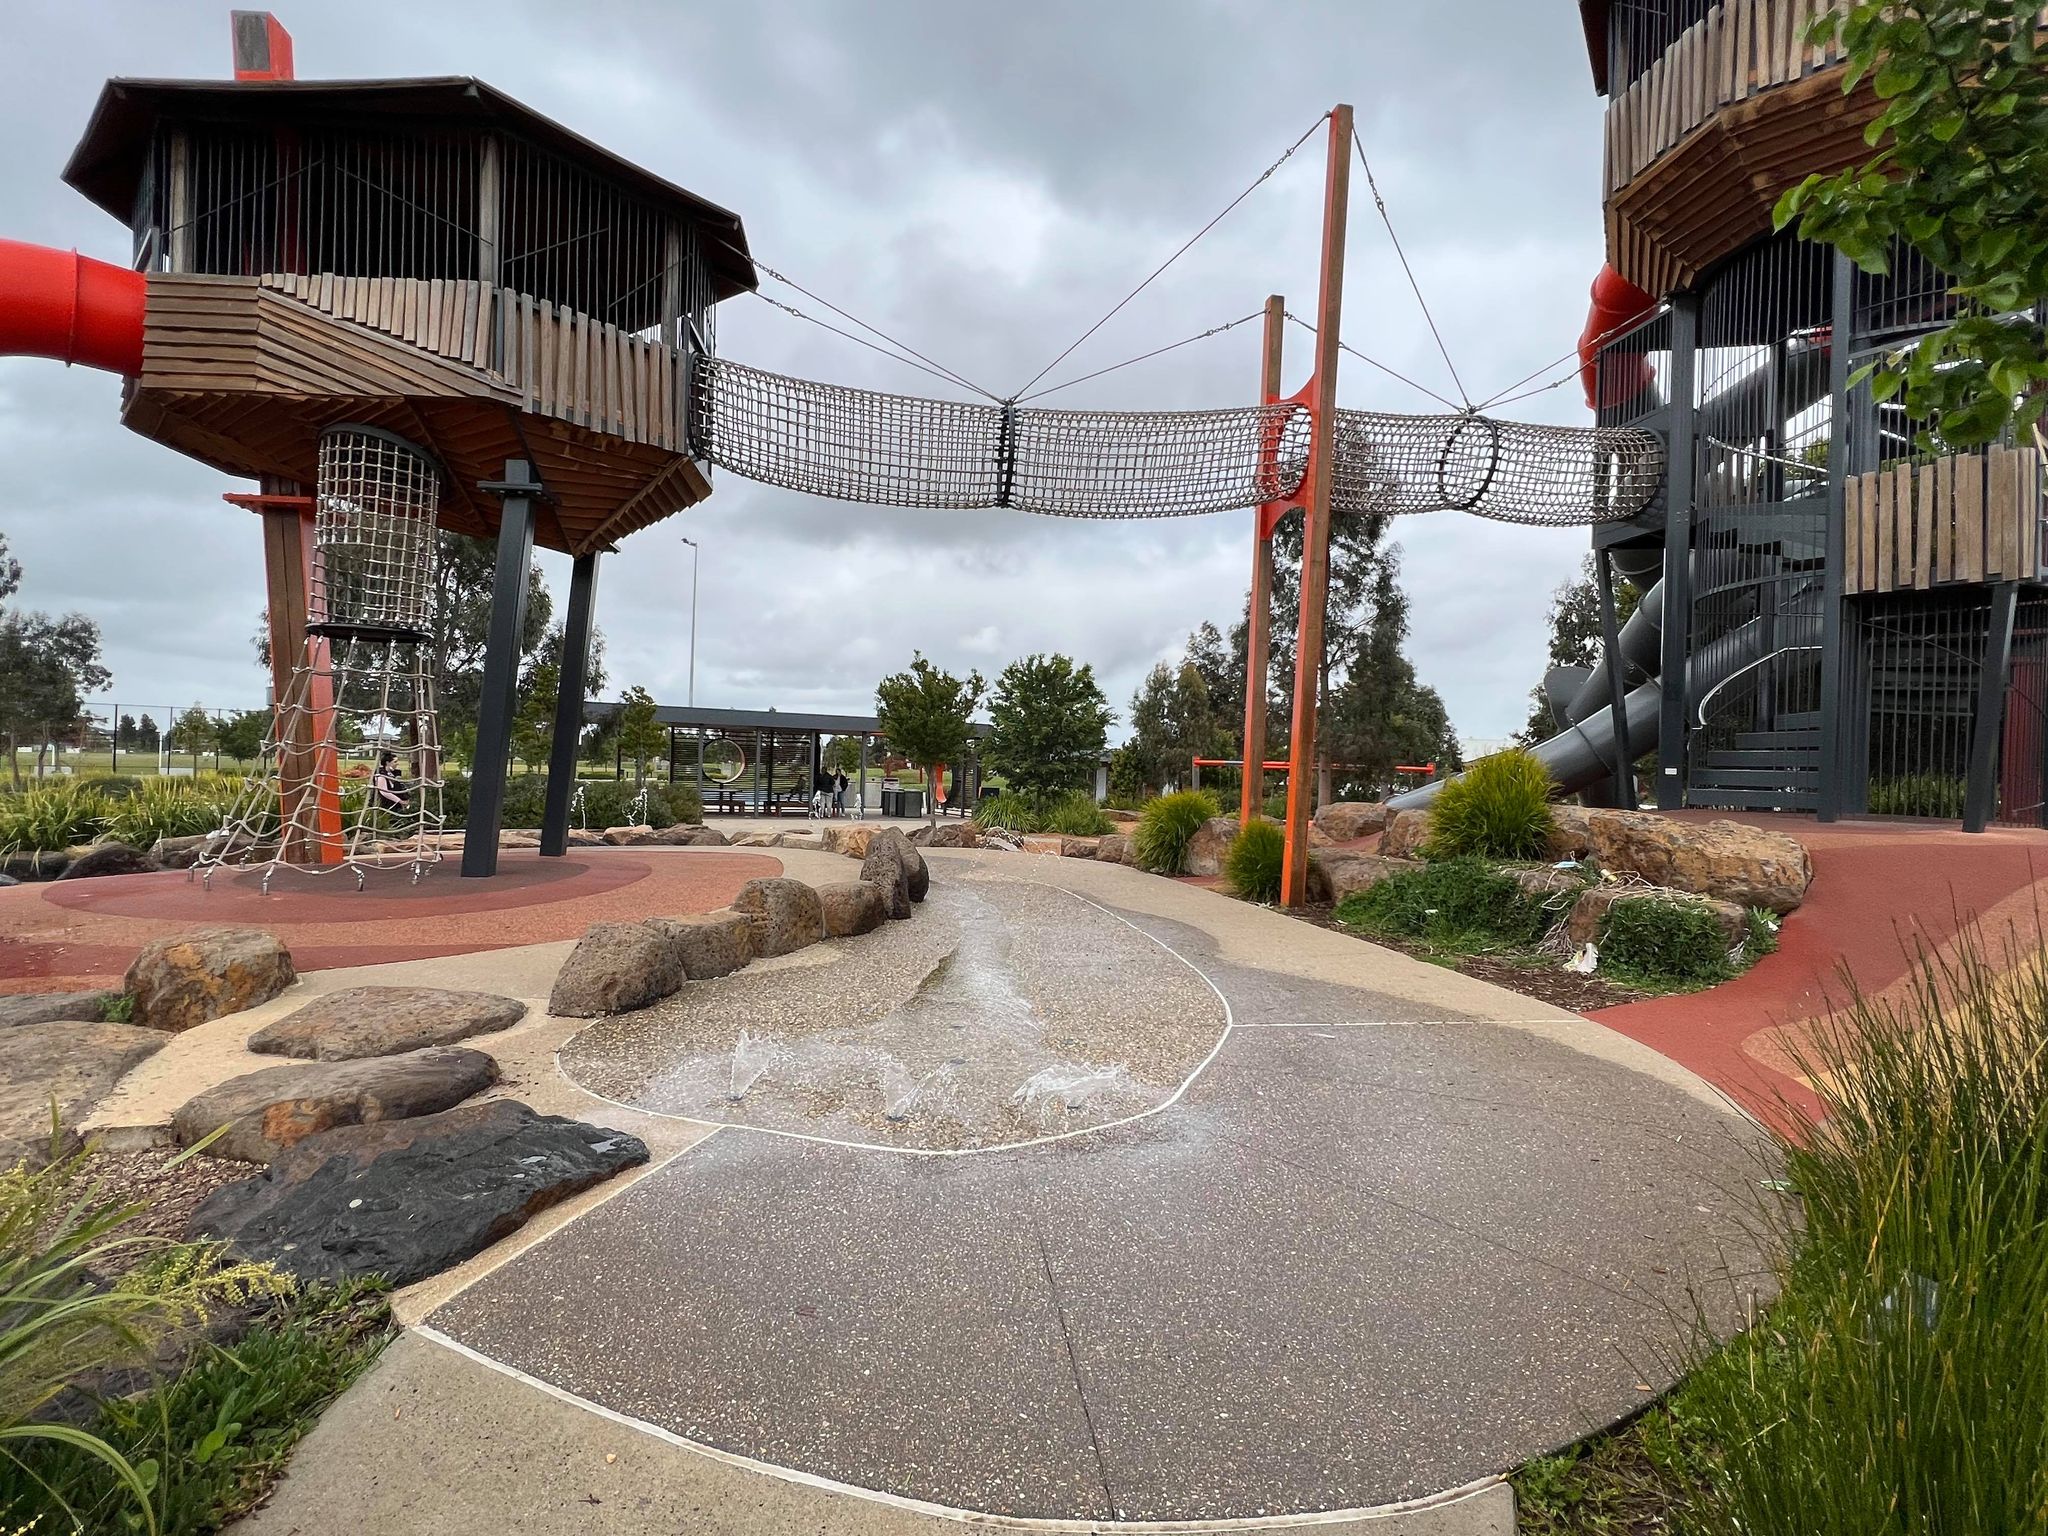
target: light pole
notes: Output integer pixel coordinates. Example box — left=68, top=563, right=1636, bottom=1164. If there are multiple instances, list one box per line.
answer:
left=680, top=535, right=699, bottom=708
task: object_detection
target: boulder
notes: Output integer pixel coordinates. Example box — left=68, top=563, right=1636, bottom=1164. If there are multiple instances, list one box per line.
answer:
left=1380, top=809, right=1433, bottom=860
left=1096, top=834, right=1132, bottom=865
left=1585, top=812, right=1812, bottom=913
left=1104, top=808, right=1141, bottom=825
left=884, top=828, right=930, bottom=901
left=823, top=824, right=878, bottom=858
left=247, top=986, right=527, bottom=1062
left=1314, top=802, right=1391, bottom=842
left=0, top=991, right=116, bottom=1028
left=548, top=921, right=686, bottom=1017
left=0, top=872, right=15, bottom=887
left=1546, top=804, right=1598, bottom=860
left=188, top=1100, right=648, bottom=1287
left=1060, top=836, right=1098, bottom=859
left=56, top=842, right=159, bottom=881
left=861, top=827, right=927, bottom=907
left=817, top=881, right=886, bottom=938
left=600, top=824, right=654, bottom=846
left=125, top=927, right=296, bottom=1033
left=646, top=823, right=728, bottom=847
left=0, top=1021, right=168, bottom=1166
left=1565, top=885, right=1748, bottom=949
left=171, top=1046, right=499, bottom=1164
left=153, top=831, right=262, bottom=870
left=731, top=877, right=826, bottom=955
left=1307, top=851, right=1423, bottom=904
left=1511, top=867, right=1587, bottom=905
left=1183, top=816, right=1242, bottom=878
left=648, top=911, right=756, bottom=979
left=905, top=824, right=933, bottom=847
left=1019, top=835, right=1065, bottom=857
left=1, top=851, right=68, bottom=882
left=924, top=822, right=979, bottom=849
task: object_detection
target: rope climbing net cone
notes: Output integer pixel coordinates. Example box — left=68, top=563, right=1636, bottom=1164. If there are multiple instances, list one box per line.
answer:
left=196, top=426, right=448, bottom=890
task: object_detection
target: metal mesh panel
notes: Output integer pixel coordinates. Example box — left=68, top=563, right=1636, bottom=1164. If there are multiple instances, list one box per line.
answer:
left=313, top=427, right=442, bottom=639
left=696, top=358, right=1661, bottom=526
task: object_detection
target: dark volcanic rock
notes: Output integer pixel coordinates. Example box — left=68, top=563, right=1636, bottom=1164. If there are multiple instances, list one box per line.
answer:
left=56, top=842, right=159, bottom=881
left=0, top=991, right=117, bottom=1028
left=171, top=1047, right=500, bottom=1163
left=188, top=1100, right=649, bottom=1287
left=247, top=986, right=527, bottom=1062
left=647, top=911, right=754, bottom=979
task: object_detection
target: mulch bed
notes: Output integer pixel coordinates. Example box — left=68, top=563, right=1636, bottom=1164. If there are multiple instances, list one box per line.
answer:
left=1290, top=904, right=1649, bottom=1012
left=85, top=1144, right=258, bottom=1244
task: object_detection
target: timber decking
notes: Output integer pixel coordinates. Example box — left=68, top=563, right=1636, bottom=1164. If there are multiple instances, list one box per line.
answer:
left=1844, top=449, right=2045, bottom=596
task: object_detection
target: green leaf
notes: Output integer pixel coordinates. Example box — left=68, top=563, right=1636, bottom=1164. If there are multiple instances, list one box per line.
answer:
left=1929, top=111, right=1966, bottom=142
left=1871, top=370, right=1906, bottom=404
left=1874, top=55, right=1925, bottom=98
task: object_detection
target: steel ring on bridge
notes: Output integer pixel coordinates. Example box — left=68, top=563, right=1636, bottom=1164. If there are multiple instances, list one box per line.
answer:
left=1434, top=413, right=1504, bottom=513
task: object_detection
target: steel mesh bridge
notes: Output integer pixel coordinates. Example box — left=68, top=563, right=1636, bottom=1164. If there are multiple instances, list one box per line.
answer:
left=693, top=356, right=1664, bottom=526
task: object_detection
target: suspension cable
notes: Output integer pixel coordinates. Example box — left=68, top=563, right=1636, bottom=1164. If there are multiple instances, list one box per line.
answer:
left=1011, top=111, right=1332, bottom=401
left=745, top=291, right=996, bottom=399
left=1472, top=304, right=1671, bottom=413
left=1352, top=129, right=1470, bottom=409
left=1016, top=310, right=1266, bottom=403
left=1283, top=311, right=1464, bottom=413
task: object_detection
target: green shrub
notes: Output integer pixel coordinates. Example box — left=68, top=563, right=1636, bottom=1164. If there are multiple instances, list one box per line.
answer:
left=1668, top=926, right=2048, bottom=1535
left=1745, top=906, right=1780, bottom=958
left=84, top=775, right=146, bottom=801
left=101, top=778, right=222, bottom=848
left=1262, top=791, right=1289, bottom=821
left=1131, top=790, right=1221, bottom=874
left=1596, top=896, right=1733, bottom=988
left=0, top=781, right=113, bottom=856
left=0, top=1277, right=390, bottom=1535
left=1426, top=748, right=1555, bottom=860
left=977, top=790, right=1113, bottom=837
left=1338, top=857, right=1561, bottom=951
left=1046, top=790, right=1111, bottom=837
left=1867, top=773, right=1967, bottom=818
left=440, top=770, right=470, bottom=824
left=498, top=775, right=699, bottom=832
left=1224, top=818, right=1285, bottom=903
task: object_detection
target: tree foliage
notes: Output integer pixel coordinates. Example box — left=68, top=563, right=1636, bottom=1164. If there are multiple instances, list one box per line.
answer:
left=984, top=653, right=1114, bottom=797
left=875, top=654, right=985, bottom=825
left=1518, top=554, right=1643, bottom=744
left=214, top=709, right=271, bottom=765
left=1777, top=3, right=2048, bottom=448
left=170, top=704, right=215, bottom=765
left=0, top=534, right=111, bottom=788
left=1125, top=661, right=1224, bottom=794
left=613, top=686, right=666, bottom=786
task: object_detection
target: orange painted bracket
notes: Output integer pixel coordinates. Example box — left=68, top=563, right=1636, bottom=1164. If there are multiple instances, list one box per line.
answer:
left=1255, top=373, right=1319, bottom=541
left=225, top=492, right=315, bottom=513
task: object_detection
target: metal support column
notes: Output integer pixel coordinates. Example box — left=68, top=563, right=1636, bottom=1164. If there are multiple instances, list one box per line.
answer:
left=1816, top=248, right=1856, bottom=821
left=540, top=551, right=600, bottom=857
left=1594, top=546, right=1637, bottom=809
left=1963, top=582, right=2019, bottom=833
left=1656, top=291, right=1700, bottom=810
left=463, top=462, right=539, bottom=878
left=1242, top=294, right=1285, bottom=828
left=1281, top=106, right=1352, bottom=908
left=858, top=735, right=869, bottom=819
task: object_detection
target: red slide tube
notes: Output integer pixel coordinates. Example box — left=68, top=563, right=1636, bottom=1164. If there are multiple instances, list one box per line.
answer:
left=1579, top=264, right=1658, bottom=411
left=0, top=239, right=147, bottom=377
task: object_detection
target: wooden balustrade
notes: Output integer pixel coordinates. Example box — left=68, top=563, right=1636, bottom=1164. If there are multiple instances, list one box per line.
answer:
left=1845, top=448, right=2045, bottom=596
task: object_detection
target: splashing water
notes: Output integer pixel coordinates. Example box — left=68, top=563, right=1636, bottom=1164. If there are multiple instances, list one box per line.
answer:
left=882, top=1058, right=960, bottom=1122
left=728, top=1030, right=777, bottom=1102
left=1011, top=1063, right=1128, bottom=1114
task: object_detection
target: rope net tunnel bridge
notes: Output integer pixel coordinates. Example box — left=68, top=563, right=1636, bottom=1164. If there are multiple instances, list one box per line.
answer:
left=0, top=15, right=1665, bottom=902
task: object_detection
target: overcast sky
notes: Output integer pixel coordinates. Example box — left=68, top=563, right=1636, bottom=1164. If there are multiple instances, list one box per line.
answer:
left=1, top=0, right=1608, bottom=744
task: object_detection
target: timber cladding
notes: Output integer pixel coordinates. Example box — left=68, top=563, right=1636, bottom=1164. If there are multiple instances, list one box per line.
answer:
left=128, top=272, right=706, bottom=556
left=1845, top=449, right=2045, bottom=596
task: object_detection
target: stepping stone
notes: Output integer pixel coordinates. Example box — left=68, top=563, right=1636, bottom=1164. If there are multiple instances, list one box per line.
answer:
left=817, top=880, right=885, bottom=938
left=188, top=1099, right=650, bottom=1287
left=0, top=1021, right=168, bottom=1166
left=247, top=986, right=527, bottom=1062
left=172, top=1046, right=499, bottom=1164
left=126, top=926, right=296, bottom=1033
left=731, top=877, right=824, bottom=956
left=549, top=921, right=685, bottom=1018
left=0, top=991, right=117, bottom=1028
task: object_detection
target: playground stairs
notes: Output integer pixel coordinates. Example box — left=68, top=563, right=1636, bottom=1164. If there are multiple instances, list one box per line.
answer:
left=1690, top=712, right=1821, bottom=812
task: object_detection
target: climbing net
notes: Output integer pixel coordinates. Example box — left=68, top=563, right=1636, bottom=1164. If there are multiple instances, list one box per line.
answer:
left=694, top=358, right=1661, bottom=526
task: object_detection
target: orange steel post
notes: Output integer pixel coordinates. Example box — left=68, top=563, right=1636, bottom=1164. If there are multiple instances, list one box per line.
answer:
left=1240, top=294, right=1286, bottom=829
left=1280, top=105, right=1352, bottom=908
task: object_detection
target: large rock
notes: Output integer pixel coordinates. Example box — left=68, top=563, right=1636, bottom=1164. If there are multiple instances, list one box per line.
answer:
left=549, top=921, right=686, bottom=1017
left=56, top=842, right=159, bottom=881
left=1380, top=809, right=1434, bottom=861
left=1313, top=802, right=1391, bottom=842
left=889, top=829, right=930, bottom=902
left=0, top=1022, right=168, bottom=1166
left=171, top=1046, right=499, bottom=1164
left=1183, top=816, right=1242, bottom=878
left=1547, top=804, right=1598, bottom=860
left=731, top=877, right=826, bottom=955
left=0, top=991, right=116, bottom=1028
left=247, top=987, right=527, bottom=1062
left=859, top=829, right=926, bottom=917
left=823, top=824, right=879, bottom=859
left=187, top=1100, right=648, bottom=1287
left=817, top=881, right=886, bottom=938
left=1511, top=867, right=1586, bottom=904
left=1307, top=851, right=1424, bottom=904
left=646, top=823, right=727, bottom=847
left=648, top=911, right=755, bottom=979
left=125, top=927, right=296, bottom=1033
left=1059, top=836, right=1098, bottom=859
left=1565, top=886, right=1747, bottom=949
left=1586, top=812, right=1812, bottom=913
left=923, top=822, right=980, bottom=850
left=1096, top=834, right=1133, bottom=865
left=600, top=824, right=654, bottom=846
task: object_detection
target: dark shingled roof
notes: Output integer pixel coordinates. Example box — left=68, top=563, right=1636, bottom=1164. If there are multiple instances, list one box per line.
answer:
left=62, top=75, right=756, bottom=301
